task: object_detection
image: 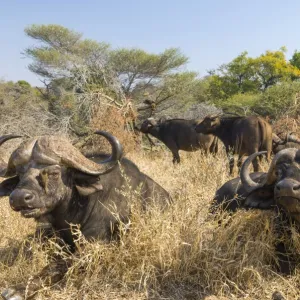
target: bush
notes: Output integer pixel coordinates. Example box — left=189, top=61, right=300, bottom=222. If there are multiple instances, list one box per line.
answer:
left=254, top=81, right=300, bottom=118
left=218, top=93, right=260, bottom=116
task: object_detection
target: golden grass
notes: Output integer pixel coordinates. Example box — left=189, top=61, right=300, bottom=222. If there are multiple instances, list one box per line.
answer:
left=0, top=149, right=299, bottom=299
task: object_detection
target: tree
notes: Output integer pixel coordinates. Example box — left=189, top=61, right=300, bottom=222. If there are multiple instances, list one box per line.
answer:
left=290, top=50, right=300, bottom=70
left=207, top=52, right=259, bottom=101
left=249, top=48, right=300, bottom=90
left=24, top=24, right=200, bottom=130
left=110, top=48, right=188, bottom=96
left=207, top=48, right=300, bottom=103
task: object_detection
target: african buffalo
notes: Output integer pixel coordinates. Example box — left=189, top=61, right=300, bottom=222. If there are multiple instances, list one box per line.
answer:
left=195, top=115, right=272, bottom=174
left=272, top=132, right=300, bottom=154
left=212, top=172, right=272, bottom=212
left=212, top=149, right=300, bottom=274
left=0, top=131, right=171, bottom=300
left=140, top=118, right=219, bottom=163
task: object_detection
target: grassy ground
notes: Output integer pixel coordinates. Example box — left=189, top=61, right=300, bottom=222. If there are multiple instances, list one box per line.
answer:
left=0, top=148, right=299, bottom=299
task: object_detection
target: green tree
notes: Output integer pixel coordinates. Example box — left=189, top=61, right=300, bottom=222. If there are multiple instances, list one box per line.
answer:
left=110, top=48, right=188, bottom=96
left=249, top=48, right=300, bottom=90
left=24, top=24, right=200, bottom=128
left=290, top=50, right=300, bottom=70
left=207, top=52, right=259, bottom=101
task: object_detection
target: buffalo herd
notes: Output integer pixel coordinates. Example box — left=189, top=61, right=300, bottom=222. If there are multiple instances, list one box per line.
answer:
left=1, top=114, right=300, bottom=299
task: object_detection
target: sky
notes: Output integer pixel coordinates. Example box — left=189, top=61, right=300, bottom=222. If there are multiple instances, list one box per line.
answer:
left=1, top=0, right=300, bottom=86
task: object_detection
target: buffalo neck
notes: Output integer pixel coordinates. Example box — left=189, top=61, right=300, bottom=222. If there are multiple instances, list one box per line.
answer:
left=147, top=125, right=163, bottom=141
left=213, top=117, right=242, bottom=149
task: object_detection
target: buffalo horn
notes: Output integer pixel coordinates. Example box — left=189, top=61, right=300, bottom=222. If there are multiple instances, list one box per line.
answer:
left=240, top=151, right=267, bottom=193
left=33, top=131, right=123, bottom=176
left=287, top=132, right=300, bottom=144
left=240, top=148, right=299, bottom=194
left=0, top=134, right=22, bottom=177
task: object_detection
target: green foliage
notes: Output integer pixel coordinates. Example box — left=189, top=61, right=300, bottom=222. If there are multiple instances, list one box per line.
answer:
left=0, top=80, right=38, bottom=102
left=207, top=52, right=259, bottom=100
left=24, top=24, right=199, bottom=129
left=249, top=48, right=300, bottom=90
left=218, top=93, right=260, bottom=116
left=290, top=50, right=300, bottom=70
left=217, top=82, right=300, bottom=119
left=17, top=80, right=31, bottom=88
left=110, top=47, right=188, bottom=95
left=208, top=48, right=300, bottom=103
left=254, top=81, right=300, bottom=118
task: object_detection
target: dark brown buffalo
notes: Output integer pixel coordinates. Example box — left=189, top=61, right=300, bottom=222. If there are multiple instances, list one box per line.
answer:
left=140, top=118, right=219, bottom=163
left=195, top=115, right=272, bottom=174
left=212, top=149, right=300, bottom=274
left=0, top=131, right=171, bottom=300
left=272, top=132, right=300, bottom=154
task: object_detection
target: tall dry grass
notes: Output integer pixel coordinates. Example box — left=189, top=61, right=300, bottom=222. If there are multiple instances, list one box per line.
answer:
left=0, top=149, right=299, bottom=299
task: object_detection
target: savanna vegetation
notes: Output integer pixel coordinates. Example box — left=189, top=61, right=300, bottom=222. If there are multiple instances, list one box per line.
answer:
left=0, top=24, right=300, bottom=299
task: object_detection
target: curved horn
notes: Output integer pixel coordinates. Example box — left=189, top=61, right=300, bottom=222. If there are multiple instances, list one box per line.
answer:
left=240, top=151, right=267, bottom=193
left=272, top=133, right=283, bottom=145
left=32, top=132, right=123, bottom=176
left=93, top=130, right=123, bottom=173
left=0, top=134, right=23, bottom=177
left=240, top=148, right=299, bottom=194
left=287, top=132, right=300, bottom=144
left=0, top=134, right=22, bottom=146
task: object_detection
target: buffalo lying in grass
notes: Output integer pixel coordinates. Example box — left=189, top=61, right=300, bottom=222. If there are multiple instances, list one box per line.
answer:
left=272, top=132, right=300, bottom=154
left=0, top=131, right=171, bottom=300
left=213, top=148, right=300, bottom=274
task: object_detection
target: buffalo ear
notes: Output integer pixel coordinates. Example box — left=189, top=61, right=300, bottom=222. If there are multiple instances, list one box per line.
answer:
left=74, top=172, right=103, bottom=197
left=0, top=176, right=19, bottom=197
left=244, top=186, right=275, bottom=209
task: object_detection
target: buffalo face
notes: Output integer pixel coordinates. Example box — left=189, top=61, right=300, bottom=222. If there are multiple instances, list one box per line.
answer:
left=9, top=165, right=70, bottom=218
left=140, top=118, right=157, bottom=133
left=0, top=131, right=123, bottom=220
left=241, top=149, right=300, bottom=223
left=274, top=163, right=300, bottom=219
left=195, top=115, right=221, bottom=134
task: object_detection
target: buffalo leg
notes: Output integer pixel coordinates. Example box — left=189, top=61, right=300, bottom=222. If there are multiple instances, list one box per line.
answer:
left=252, top=156, right=259, bottom=172
left=165, top=140, right=180, bottom=163
left=229, top=154, right=239, bottom=176
left=172, top=151, right=180, bottom=164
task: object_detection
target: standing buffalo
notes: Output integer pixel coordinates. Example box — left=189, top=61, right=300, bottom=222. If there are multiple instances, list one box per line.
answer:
left=140, top=118, right=219, bottom=163
left=195, top=115, right=272, bottom=174
left=272, top=132, right=300, bottom=154
left=212, top=149, right=300, bottom=274
left=0, top=131, right=171, bottom=300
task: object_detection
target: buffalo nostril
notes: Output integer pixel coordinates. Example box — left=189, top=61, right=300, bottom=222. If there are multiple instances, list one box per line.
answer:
left=292, top=185, right=300, bottom=191
left=24, top=193, right=34, bottom=202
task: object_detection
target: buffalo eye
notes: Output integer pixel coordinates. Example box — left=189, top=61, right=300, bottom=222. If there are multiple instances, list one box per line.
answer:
left=275, top=168, right=283, bottom=178
left=48, top=171, right=60, bottom=179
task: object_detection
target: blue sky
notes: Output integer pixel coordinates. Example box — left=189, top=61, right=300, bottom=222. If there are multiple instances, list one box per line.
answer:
left=1, top=0, right=299, bottom=86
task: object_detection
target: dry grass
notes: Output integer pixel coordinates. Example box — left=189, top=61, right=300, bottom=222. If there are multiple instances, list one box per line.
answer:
left=0, top=149, right=299, bottom=299
left=272, top=115, right=300, bottom=136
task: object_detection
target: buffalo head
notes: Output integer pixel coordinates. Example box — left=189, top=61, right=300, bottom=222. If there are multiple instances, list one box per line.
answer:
left=0, top=131, right=123, bottom=219
left=140, top=118, right=158, bottom=133
left=241, top=148, right=300, bottom=223
left=272, top=132, right=300, bottom=154
left=194, top=114, right=221, bottom=134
